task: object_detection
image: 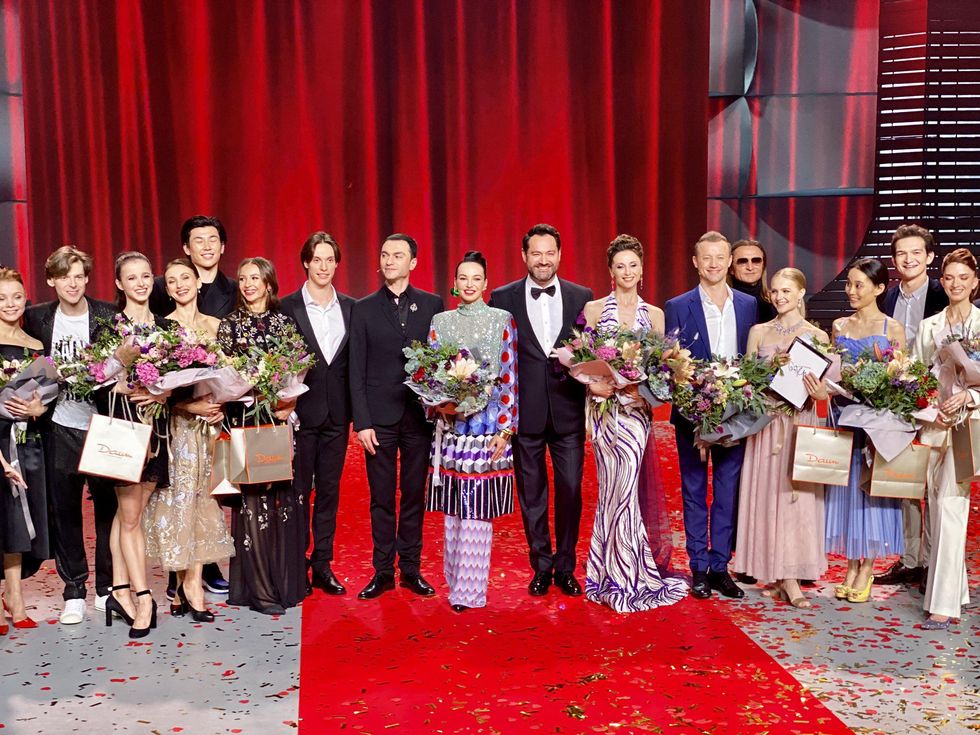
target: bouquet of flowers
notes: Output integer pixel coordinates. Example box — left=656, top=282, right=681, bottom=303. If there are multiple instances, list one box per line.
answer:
left=51, top=334, right=119, bottom=402
left=639, top=330, right=696, bottom=407
left=403, top=341, right=499, bottom=417
left=233, top=321, right=316, bottom=418
left=0, top=353, right=61, bottom=421
left=553, top=327, right=646, bottom=414
left=933, top=331, right=980, bottom=411
left=837, top=342, right=940, bottom=460
left=672, top=354, right=780, bottom=445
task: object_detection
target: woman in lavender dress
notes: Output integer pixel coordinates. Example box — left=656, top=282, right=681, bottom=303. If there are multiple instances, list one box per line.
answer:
left=582, top=235, right=687, bottom=613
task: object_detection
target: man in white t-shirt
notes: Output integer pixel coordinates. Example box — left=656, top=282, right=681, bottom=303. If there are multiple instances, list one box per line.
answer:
left=23, top=246, right=119, bottom=624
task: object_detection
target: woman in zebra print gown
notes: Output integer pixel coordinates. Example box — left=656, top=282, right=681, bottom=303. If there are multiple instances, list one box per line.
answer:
left=582, top=235, right=688, bottom=613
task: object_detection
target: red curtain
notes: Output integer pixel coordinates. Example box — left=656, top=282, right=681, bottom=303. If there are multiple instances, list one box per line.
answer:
left=21, top=0, right=708, bottom=306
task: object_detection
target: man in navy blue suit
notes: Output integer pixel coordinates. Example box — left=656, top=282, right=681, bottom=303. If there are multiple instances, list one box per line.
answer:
left=664, top=231, right=758, bottom=600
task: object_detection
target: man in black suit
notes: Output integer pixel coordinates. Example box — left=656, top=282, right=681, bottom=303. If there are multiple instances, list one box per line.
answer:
left=488, top=223, right=592, bottom=597
left=23, top=246, right=118, bottom=625
left=280, top=232, right=353, bottom=596
left=149, top=215, right=236, bottom=597
left=876, top=223, right=947, bottom=591
left=349, top=234, right=444, bottom=599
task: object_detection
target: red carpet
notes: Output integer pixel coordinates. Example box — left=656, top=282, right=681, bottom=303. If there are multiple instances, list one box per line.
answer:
left=299, top=419, right=852, bottom=734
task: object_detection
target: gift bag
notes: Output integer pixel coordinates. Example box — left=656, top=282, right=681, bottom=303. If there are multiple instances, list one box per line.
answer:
left=78, top=414, right=152, bottom=484
left=242, top=423, right=293, bottom=484
left=864, top=442, right=929, bottom=499
left=209, top=432, right=244, bottom=496
left=791, top=424, right=854, bottom=485
left=951, top=417, right=980, bottom=483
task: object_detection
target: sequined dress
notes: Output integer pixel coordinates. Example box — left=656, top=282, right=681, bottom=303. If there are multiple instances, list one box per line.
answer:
left=585, top=295, right=688, bottom=612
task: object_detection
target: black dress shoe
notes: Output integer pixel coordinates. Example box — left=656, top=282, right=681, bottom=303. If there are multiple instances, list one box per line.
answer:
left=528, top=571, right=552, bottom=596
left=357, top=573, right=395, bottom=600
left=312, top=569, right=347, bottom=596
left=690, top=571, right=712, bottom=599
left=252, top=603, right=286, bottom=616
left=399, top=573, right=436, bottom=596
left=707, top=570, right=745, bottom=599
left=554, top=572, right=582, bottom=597
left=451, top=604, right=468, bottom=613
left=734, top=572, right=757, bottom=585
left=918, top=568, right=928, bottom=595
left=874, top=560, right=923, bottom=586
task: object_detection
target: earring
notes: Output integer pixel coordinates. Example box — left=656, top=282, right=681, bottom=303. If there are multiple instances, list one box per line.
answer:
left=450, top=286, right=460, bottom=297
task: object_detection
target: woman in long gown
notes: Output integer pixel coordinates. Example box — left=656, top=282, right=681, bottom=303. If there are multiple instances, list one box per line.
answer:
left=826, top=257, right=906, bottom=603
left=143, top=258, right=234, bottom=622
left=218, top=257, right=307, bottom=615
left=582, top=235, right=688, bottom=613
left=911, top=247, right=979, bottom=629
left=0, top=268, right=50, bottom=633
left=734, top=268, right=829, bottom=607
left=425, top=251, right=517, bottom=611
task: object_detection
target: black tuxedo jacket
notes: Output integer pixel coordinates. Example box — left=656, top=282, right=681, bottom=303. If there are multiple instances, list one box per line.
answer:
left=880, top=277, right=948, bottom=322
left=23, top=297, right=119, bottom=354
left=280, top=287, right=354, bottom=429
left=149, top=269, right=237, bottom=319
left=488, top=277, right=592, bottom=436
left=349, top=284, right=444, bottom=431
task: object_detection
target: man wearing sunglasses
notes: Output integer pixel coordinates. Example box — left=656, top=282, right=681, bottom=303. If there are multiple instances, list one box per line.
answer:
left=729, top=240, right=776, bottom=322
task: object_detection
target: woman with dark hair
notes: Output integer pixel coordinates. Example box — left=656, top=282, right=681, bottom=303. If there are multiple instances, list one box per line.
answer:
left=730, top=240, right=776, bottom=321
left=143, top=258, right=233, bottom=623
left=825, top=257, right=907, bottom=604
left=911, top=247, right=979, bottom=629
left=218, top=257, right=308, bottom=615
left=0, top=268, right=50, bottom=633
left=102, top=252, right=170, bottom=638
left=425, top=251, right=517, bottom=611
left=580, top=235, right=687, bottom=612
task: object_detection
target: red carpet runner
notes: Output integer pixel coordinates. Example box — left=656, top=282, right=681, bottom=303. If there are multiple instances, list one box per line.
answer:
left=299, top=423, right=852, bottom=734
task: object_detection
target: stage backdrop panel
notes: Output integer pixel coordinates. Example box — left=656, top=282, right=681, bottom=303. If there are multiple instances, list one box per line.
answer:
left=21, top=0, right=708, bottom=307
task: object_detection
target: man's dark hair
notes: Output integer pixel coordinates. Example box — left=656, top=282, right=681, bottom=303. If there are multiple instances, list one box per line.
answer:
left=301, top=232, right=342, bottom=270
left=522, top=223, right=561, bottom=253
left=384, top=233, right=418, bottom=259
left=180, top=215, right=227, bottom=246
left=890, top=223, right=935, bottom=258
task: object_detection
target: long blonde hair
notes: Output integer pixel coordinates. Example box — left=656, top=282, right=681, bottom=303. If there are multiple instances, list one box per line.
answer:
left=770, top=267, right=807, bottom=318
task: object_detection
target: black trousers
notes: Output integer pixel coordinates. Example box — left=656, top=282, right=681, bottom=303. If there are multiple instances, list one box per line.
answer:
left=513, top=415, right=585, bottom=575
left=364, top=409, right=432, bottom=575
left=45, top=422, right=116, bottom=600
left=293, top=422, right=349, bottom=573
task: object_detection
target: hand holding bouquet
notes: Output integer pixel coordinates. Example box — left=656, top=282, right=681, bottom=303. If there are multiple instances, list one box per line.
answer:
left=403, top=341, right=499, bottom=417
left=553, top=327, right=646, bottom=414
left=232, top=320, right=315, bottom=419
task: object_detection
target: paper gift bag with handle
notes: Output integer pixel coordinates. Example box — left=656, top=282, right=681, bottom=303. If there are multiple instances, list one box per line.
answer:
left=864, top=441, right=929, bottom=499
left=209, top=431, right=245, bottom=495
left=951, top=417, right=980, bottom=483
left=242, top=423, right=294, bottom=484
left=78, top=413, right=152, bottom=484
left=791, top=424, right=854, bottom=485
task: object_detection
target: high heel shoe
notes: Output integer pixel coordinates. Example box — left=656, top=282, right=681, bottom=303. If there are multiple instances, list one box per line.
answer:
left=128, top=590, right=157, bottom=639
left=3, top=597, right=38, bottom=628
left=170, top=586, right=187, bottom=618
left=847, top=575, right=874, bottom=603
left=104, top=584, right=135, bottom=627
left=177, top=584, right=214, bottom=623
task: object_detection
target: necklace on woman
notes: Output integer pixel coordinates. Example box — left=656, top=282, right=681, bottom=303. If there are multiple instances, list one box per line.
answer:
left=772, top=318, right=804, bottom=336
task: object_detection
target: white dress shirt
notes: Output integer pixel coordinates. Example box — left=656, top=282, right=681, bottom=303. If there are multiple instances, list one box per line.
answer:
left=302, top=283, right=345, bottom=364
left=893, top=279, right=929, bottom=344
left=525, top=276, right=563, bottom=354
left=699, top=284, right=737, bottom=359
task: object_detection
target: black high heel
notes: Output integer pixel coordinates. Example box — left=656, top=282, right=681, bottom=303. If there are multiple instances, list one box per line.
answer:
left=177, top=584, right=215, bottom=623
left=170, top=585, right=187, bottom=617
left=104, top=584, right=135, bottom=627
left=128, top=590, right=157, bottom=639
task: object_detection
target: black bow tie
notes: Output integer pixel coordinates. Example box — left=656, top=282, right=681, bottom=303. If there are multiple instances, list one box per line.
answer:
left=530, top=285, right=556, bottom=300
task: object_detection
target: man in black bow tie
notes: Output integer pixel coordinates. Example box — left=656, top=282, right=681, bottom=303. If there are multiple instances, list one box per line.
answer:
left=489, top=224, right=592, bottom=597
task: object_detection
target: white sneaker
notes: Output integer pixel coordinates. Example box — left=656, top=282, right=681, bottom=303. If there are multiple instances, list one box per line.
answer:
left=94, top=594, right=108, bottom=612
left=59, top=598, right=86, bottom=625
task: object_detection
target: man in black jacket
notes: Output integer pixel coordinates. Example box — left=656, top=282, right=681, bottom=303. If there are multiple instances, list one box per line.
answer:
left=349, top=234, right=444, bottom=599
left=280, top=232, right=353, bottom=596
left=149, top=215, right=236, bottom=597
left=489, top=224, right=592, bottom=597
left=23, top=246, right=118, bottom=625
left=877, top=223, right=948, bottom=591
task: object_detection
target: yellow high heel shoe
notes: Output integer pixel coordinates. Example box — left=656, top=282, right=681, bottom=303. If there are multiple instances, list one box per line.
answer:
left=847, top=575, right=874, bottom=603
left=834, top=584, right=851, bottom=600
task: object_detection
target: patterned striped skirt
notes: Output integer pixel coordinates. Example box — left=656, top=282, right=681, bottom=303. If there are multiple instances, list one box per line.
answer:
left=426, top=431, right=514, bottom=521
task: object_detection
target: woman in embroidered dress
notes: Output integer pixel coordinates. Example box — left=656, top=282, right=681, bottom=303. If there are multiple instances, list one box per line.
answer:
left=582, top=235, right=688, bottom=612
left=734, top=268, right=829, bottom=608
left=425, top=251, right=517, bottom=611
left=143, top=258, right=233, bottom=622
